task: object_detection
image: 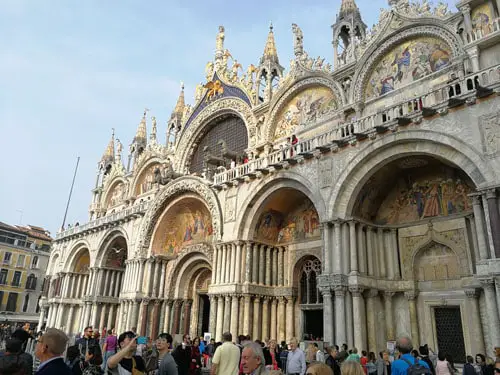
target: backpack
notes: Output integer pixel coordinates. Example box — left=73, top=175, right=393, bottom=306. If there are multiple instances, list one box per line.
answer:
left=402, top=357, right=432, bottom=375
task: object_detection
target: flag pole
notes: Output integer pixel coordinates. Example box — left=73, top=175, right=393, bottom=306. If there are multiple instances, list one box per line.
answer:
left=61, top=156, right=80, bottom=230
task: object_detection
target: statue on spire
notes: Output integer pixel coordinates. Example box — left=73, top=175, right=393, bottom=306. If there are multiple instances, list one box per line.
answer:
left=116, top=138, right=123, bottom=163
left=151, top=116, right=157, bottom=143
left=216, top=25, right=225, bottom=51
left=292, top=23, right=304, bottom=57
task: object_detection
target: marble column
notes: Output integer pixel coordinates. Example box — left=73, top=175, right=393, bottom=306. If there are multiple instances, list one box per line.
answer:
left=99, top=304, right=107, bottom=330
left=357, top=225, right=367, bottom=274
left=349, top=221, right=358, bottom=274
left=405, top=291, right=419, bottom=347
left=285, top=297, right=294, bottom=341
left=365, top=290, right=378, bottom=352
left=235, top=243, right=242, bottom=284
left=481, top=279, right=500, bottom=345
left=472, top=195, right=489, bottom=260
left=151, top=300, right=161, bottom=339
left=245, top=243, right=252, bottom=284
left=222, top=296, right=230, bottom=333
left=323, top=223, right=332, bottom=274
left=67, top=305, right=75, bottom=334
left=243, top=295, right=252, bottom=336
left=377, top=228, right=386, bottom=277
left=216, top=296, right=224, bottom=341
left=277, top=297, right=286, bottom=343
left=322, top=289, right=334, bottom=345
left=217, top=245, right=223, bottom=284
left=152, top=260, right=161, bottom=297
left=262, top=297, right=269, bottom=340
left=350, top=287, right=366, bottom=351
left=278, top=247, right=284, bottom=286
left=333, top=222, right=342, bottom=273
left=385, top=231, right=395, bottom=279
left=252, top=244, right=259, bottom=284
left=107, top=304, right=116, bottom=331
left=138, top=259, right=146, bottom=294
left=231, top=244, right=237, bottom=283
left=212, top=247, right=218, bottom=284
left=253, top=296, right=261, bottom=340
left=486, top=189, right=500, bottom=258
left=230, top=295, right=239, bottom=337
left=91, top=303, right=99, bottom=329
left=125, top=301, right=132, bottom=332
left=183, top=300, right=192, bottom=335
left=259, top=245, right=265, bottom=285
left=38, top=306, right=46, bottom=331
left=271, top=298, right=277, bottom=340
left=265, top=247, right=272, bottom=286
left=465, top=289, right=485, bottom=355
left=366, top=228, right=375, bottom=276
left=164, top=300, right=173, bottom=333
left=83, top=302, right=91, bottom=330
left=159, top=261, right=167, bottom=298
left=391, top=229, right=401, bottom=279
left=221, top=245, right=227, bottom=284
left=172, top=300, right=182, bottom=334
left=334, top=287, right=346, bottom=345
left=208, top=296, right=216, bottom=336
left=461, top=4, right=473, bottom=32
left=384, top=291, right=395, bottom=340
left=139, top=299, right=149, bottom=336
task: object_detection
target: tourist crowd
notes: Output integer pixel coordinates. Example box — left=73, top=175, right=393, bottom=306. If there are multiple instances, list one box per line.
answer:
left=0, top=324, right=499, bottom=375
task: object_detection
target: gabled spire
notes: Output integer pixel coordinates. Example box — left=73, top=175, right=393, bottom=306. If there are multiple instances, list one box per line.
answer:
left=262, top=23, right=279, bottom=64
left=339, top=0, right=361, bottom=18
left=172, top=82, right=185, bottom=117
left=101, top=128, right=115, bottom=164
left=134, top=109, right=148, bottom=144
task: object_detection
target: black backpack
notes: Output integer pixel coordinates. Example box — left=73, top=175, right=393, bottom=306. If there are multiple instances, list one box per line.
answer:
left=402, top=357, right=431, bottom=375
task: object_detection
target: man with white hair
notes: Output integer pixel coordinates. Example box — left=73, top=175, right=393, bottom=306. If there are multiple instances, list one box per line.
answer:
left=35, top=328, right=72, bottom=375
left=286, top=338, right=306, bottom=375
left=241, top=342, right=269, bottom=375
left=391, top=335, right=430, bottom=375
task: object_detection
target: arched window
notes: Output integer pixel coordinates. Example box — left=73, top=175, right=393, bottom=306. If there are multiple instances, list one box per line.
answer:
left=22, top=294, right=29, bottom=312
left=31, top=256, right=39, bottom=269
left=26, top=274, right=37, bottom=290
left=299, top=258, right=322, bottom=305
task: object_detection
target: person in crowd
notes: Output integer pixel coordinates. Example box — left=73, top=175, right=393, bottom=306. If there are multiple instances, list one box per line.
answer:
left=286, top=338, right=306, bottom=375
left=391, top=335, right=429, bottom=375
left=435, top=352, right=452, bottom=375
left=66, top=345, right=83, bottom=375
left=342, top=361, right=365, bottom=375
left=494, top=348, right=500, bottom=363
left=81, top=344, right=103, bottom=375
left=77, top=326, right=98, bottom=358
left=477, top=354, right=487, bottom=375
left=306, top=343, right=316, bottom=364
left=360, top=351, right=369, bottom=374
left=35, top=328, right=72, bottom=375
left=211, top=332, right=240, bottom=375
left=157, top=333, right=178, bottom=375
left=326, top=347, right=341, bottom=375
left=279, top=340, right=289, bottom=373
left=445, top=354, right=457, bottom=374
left=494, top=359, right=500, bottom=373
left=366, top=352, right=377, bottom=375
left=307, top=363, right=334, bottom=375
left=338, top=344, right=349, bottom=364
left=377, top=351, right=391, bottom=375
left=315, top=343, right=325, bottom=363
left=102, top=329, right=117, bottom=371
left=484, top=357, right=495, bottom=375
left=189, top=337, right=202, bottom=375
left=263, top=339, right=281, bottom=371
left=173, top=334, right=192, bottom=375
left=411, top=351, right=420, bottom=360
left=419, top=345, right=436, bottom=375
left=241, top=342, right=268, bottom=375
left=347, top=348, right=361, bottom=363
left=464, top=356, right=477, bottom=375
left=199, top=338, right=206, bottom=360
left=107, top=331, right=146, bottom=375
left=205, top=338, right=216, bottom=367
left=0, top=337, right=34, bottom=375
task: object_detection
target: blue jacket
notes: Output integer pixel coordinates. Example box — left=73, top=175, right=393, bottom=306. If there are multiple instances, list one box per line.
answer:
left=36, top=357, right=72, bottom=375
left=391, top=354, right=430, bottom=375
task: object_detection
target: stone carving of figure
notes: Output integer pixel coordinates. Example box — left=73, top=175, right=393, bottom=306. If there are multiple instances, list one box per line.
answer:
left=434, top=1, right=448, bottom=17
left=291, top=23, right=304, bottom=56
left=216, top=25, right=225, bottom=51
left=116, top=138, right=123, bottom=163
left=195, top=83, right=204, bottom=101
left=419, top=0, right=431, bottom=15
left=231, top=59, right=242, bottom=81
left=151, top=116, right=157, bottom=142
left=205, top=62, right=214, bottom=81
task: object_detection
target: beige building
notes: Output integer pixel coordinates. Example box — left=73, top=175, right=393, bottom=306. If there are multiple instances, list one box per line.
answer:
left=45, top=0, right=500, bottom=362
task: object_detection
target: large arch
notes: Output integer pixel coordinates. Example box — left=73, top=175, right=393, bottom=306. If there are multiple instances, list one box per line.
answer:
left=329, top=130, right=495, bottom=219
left=235, top=172, right=328, bottom=240
left=135, top=176, right=223, bottom=257
left=64, top=240, right=92, bottom=272
left=176, top=97, right=256, bottom=172
left=352, top=23, right=464, bottom=102
left=96, top=229, right=129, bottom=268
left=130, top=157, right=165, bottom=197
left=102, top=177, right=127, bottom=209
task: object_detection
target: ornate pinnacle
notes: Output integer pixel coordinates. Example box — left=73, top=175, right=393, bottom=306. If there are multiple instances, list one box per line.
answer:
left=340, top=0, right=360, bottom=16
left=262, top=22, right=279, bottom=64
left=134, top=110, right=147, bottom=143
left=173, top=82, right=185, bottom=116
left=101, top=128, right=115, bottom=163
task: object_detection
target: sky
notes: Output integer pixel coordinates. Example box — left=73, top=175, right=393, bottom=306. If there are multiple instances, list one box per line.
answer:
left=0, top=0, right=458, bottom=236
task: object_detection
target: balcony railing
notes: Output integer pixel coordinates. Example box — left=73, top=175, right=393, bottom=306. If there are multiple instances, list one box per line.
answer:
left=466, top=18, right=500, bottom=44
left=213, top=64, right=500, bottom=186
left=56, top=201, right=149, bottom=240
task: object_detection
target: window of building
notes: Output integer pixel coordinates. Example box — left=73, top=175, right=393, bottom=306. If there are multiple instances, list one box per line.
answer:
left=26, top=274, right=37, bottom=290
left=31, top=256, right=39, bottom=269
left=12, top=271, right=21, bottom=287
left=6, top=292, right=18, bottom=312
left=3, top=252, right=12, bottom=264
left=22, top=294, right=29, bottom=312
left=0, top=291, right=3, bottom=310
left=0, top=269, right=8, bottom=285
left=35, top=296, right=41, bottom=313
left=16, top=254, right=25, bottom=268
left=299, top=258, right=322, bottom=305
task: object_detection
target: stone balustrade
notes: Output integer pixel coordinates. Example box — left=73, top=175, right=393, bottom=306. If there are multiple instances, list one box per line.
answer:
left=213, top=64, right=500, bottom=186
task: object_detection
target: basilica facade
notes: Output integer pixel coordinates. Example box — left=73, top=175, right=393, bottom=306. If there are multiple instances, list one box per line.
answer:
left=43, top=0, right=500, bottom=362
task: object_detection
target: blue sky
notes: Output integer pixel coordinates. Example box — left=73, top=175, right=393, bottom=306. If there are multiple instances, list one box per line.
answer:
left=0, top=0, right=457, bottom=236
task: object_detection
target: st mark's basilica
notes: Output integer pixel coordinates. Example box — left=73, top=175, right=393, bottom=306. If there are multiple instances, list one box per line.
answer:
left=43, top=0, right=500, bottom=362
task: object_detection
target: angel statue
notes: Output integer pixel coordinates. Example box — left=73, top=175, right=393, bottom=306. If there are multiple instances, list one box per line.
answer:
left=434, top=1, right=448, bottom=17
left=216, top=25, right=225, bottom=51
left=195, top=83, right=205, bottom=101
left=116, top=138, right=123, bottom=162
left=150, top=116, right=157, bottom=142
left=231, top=60, right=243, bottom=80
left=205, top=61, right=214, bottom=81
left=292, top=23, right=304, bottom=56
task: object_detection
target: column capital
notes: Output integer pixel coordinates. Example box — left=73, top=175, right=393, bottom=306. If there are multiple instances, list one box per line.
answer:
left=349, top=286, right=365, bottom=297
left=460, top=3, right=471, bottom=12
left=384, top=290, right=396, bottom=299
left=464, top=288, right=479, bottom=299
left=184, top=299, right=193, bottom=307
left=485, top=189, right=497, bottom=200
left=404, top=290, right=419, bottom=300
left=154, top=299, right=162, bottom=306
left=225, top=295, right=231, bottom=303
left=334, top=286, right=347, bottom=296
left=470, top=194, right=482, bottom=205
left=319, top=286, right=331, bottom=296
left=365, top=289, right=379, bottom=298
left=262, top=296, right=270, bottom=304
left=244, top=294, right=252, bottom=302
left=278, top=296, right=287, bottom=304
left=142, top=298, right=151, bottom=305
left=174, top=299, right=183, bottom=307
left=480, top=278, right=496, bottom=290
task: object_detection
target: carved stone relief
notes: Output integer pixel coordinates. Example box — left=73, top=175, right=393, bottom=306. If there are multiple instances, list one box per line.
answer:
left=479, top=111, right=500, bottom=157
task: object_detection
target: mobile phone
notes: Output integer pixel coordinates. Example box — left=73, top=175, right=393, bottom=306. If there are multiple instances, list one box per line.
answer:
left=137, top=336, right=147, bottom=345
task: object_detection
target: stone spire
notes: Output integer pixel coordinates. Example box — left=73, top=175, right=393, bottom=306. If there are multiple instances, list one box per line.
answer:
left=101, top=128, right=115, bottom=165
left=340, top=0, right=360, bottom=17
left=134, top=109, right=148, bottom=144
left=172, top=82, right=185, bottom=117
left=261, top=23, right=280, bottom=65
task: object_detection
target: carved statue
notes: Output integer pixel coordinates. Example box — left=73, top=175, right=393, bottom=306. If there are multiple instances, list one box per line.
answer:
left=231, top=60, right=243, bottom=80
left=203, top=146, right=226, bottom=168
left=291, top=23, right=304, bottom=56
left=195, top=83, right=205, bottom=101
left=216, top=25, right=225, bottom=51
left=116, top=138, right=123, bottom=162
left=419, top=0, right=431, bottom=15
left=151, top=116, right=157, bottom=141
left=153, top=162, right=183, bottom=186
left=314, top=56, right=324, bottom=69
left=205, top=62, right=214, bottom=81
left=434, top=1, right=448, bottom=17
left=218, top=139, right=239, bottom=160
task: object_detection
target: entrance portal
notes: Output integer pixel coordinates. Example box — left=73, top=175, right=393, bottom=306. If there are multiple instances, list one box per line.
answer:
left=303, top=309, right=324, bottom=340
left=435, top=307, right=466, bottom=363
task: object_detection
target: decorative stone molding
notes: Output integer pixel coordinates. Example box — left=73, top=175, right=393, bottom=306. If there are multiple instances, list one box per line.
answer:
left=479, top=111, right=500, bottom=157
left=479, top=278, right=495, bottom=290
left=333, top=286, right=347, bottom=296
left=353, top=25, right=463, bottom=102
left=464, top=289, right=478, bottom=298
left=349, top=286, right=365, bottom=297
left=135, top=176, right=223, bottom=256
left=365, top=289, right=379, bottom=299
left=486, top=188, right=497, bottom=199
left=176, top=97, right=256, bottom=170
left=384, top=291, right=396, bottom=299
left=404, top=290, right=419, bottom=300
